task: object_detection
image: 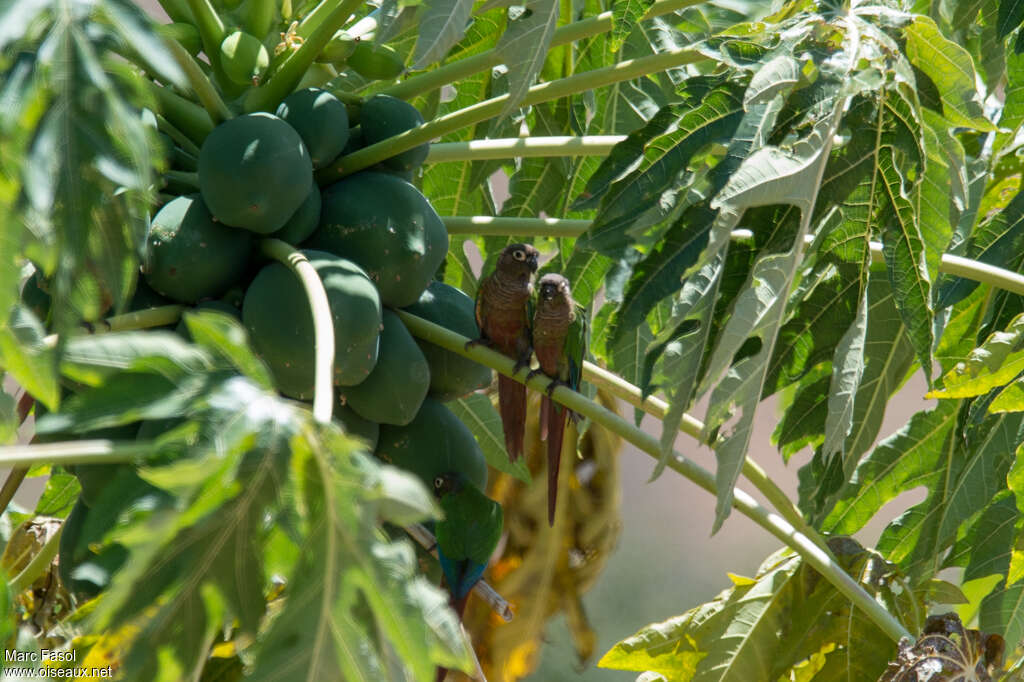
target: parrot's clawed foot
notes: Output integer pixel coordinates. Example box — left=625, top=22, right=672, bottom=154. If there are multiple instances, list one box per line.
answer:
left=545, top=379, right=565, bottom=397
left=512, top=358, right=531, bottom=375
left=525, top=368, right=546, bottom=383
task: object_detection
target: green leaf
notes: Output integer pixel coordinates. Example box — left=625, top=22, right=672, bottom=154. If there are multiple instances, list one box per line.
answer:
left=0, top=306, right=58, bottom=410
left=579, top=80, right=745, bottom=254
left=700, top=114, right=840, bottom=531
left=878, top=411, right=1024, bottom=582
left=824, top=401, right=959, bottom=536
left=927, top=312, right=1024, bottom=399
left=610, top=0, right=655, bottom=52
left=879, top=145, right=934, bottom=384
left=183, top=311, right=274, bottom=390
left=0, top=0, right=165, bottom=334
left=495, top=0, right=559, bottom=118
left=33, top=471, right=80, bottom=519
left=991, top=377, right=1024, bottom=412
left=936, top=182, right=1024, bottom=310
left=60, top=331, right=211, bottom=387
left=448, top=393, right=531, bottom=483
left=822, top=286, right=868, bottom=461
left=999, top=0, right=1024, bottom=38
left=600, top=542, right=899, bottom=681
left=903, top=16, right=997, bottom=131
left=743, top=55, right=801, bottom=109
left=412, top=0, right=474, bottom=68
left=653, top=256, right=721, bottom=479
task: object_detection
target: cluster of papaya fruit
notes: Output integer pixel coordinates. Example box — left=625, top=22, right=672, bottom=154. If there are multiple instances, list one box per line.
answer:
left=27, top=73, right=500, bottom=597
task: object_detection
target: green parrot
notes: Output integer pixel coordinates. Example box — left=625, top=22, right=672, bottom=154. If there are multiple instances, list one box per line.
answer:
left=529, top=273, right=587, bottom=526
left=431, top=472, right=503, bottom=682
left=432, top=472, right=503, bottom=615
left=472, top=243, right=540, bottom=461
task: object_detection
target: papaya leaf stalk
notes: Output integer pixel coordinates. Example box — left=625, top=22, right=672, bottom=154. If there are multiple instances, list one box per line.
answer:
left=259, top=240, right=335, bottom=424
left=317, top=46, right=704, bottom=182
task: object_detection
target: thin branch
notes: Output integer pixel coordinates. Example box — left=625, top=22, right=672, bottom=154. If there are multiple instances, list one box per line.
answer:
left=260, top=239, right=335, bottom=424
left=442, top=218, right=1024, bottom=296
left=381, top=0, right=705, bottom=101
left=405, top=523, right=513, bottom=622
left=394, top=310, right=912, bottom=644
left=317, top=46, right=703, bottom=183
left=426, top=136, right=625, bottom=163
left=150, top=83, right=215, bottom=145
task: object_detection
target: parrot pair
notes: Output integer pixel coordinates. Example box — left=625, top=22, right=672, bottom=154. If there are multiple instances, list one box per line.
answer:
left=474, top=243, right=587, bottom=526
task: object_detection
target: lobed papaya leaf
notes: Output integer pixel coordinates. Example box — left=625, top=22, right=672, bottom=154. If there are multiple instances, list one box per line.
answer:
left=927, top=312, right=1024, bottom=400
left=412, top=0, right=474, bottom=69
left=494, top=0, right=559, bottom=119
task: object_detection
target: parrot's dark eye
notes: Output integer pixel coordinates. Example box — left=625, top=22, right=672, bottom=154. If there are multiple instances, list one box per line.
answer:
left=433, top=476, right=445, bottom=491
left=512, top=249, right=526, bottom=261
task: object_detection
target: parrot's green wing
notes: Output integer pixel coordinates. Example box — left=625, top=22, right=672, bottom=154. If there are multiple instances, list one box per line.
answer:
left=565, top=304, right=588, bottom=393
left=436, top=485, right=504, bottom=565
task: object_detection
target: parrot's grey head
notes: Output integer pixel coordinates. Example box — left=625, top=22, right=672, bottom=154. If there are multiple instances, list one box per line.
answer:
left=432, top=472, right=463, bottom=498
left=538, top=273, right=570, bottom=302
left=497, top=243, right=539, bottom=277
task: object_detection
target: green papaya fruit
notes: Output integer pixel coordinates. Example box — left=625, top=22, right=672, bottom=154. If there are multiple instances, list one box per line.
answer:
left=271, top=181, right=321, bottom=245
left=243, top=251, right=381, bottom=399
left=198, top=112, right=313, bottom=234
left=347, top=41, right=404, bottom=80
left=340, top=125, right=365, bottom=155
left=375, top=397, right=487, bottom=491
left=220, top=31, right=270, bottom=86
left=334, top=403, right=379, bottom=451
left=317, top=30, right=358, bottom=64
left=339, top=310, right=430, bottom=425
left=360, top=94, right=429, bottom=171
left=308, top=172, right=447, bottom=307
left=275, top=88, right=349, bottom=169
left=403, top=281, right=492, bottom=400
left=143, top=194, right=252, bottom=304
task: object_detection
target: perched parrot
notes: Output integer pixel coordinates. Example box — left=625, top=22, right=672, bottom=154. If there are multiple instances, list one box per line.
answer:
left=530, top=273, right=587, bottom=526
left=472, top=243, right=540, bottom=461
left=432, top=472, right=504, bottom=616
left=431, top=472, right=503, bottom=682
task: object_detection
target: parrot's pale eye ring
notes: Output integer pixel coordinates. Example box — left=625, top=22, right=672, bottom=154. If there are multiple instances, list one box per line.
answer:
left=433, top=476, right=445, bottom=490
left=512, top=249, right=526, bottom=261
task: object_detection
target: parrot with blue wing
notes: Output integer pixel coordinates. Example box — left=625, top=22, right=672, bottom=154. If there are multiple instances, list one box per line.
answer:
left=431, top=472, right=503, bottom=682
left=529, top=273, right=587, bottom=526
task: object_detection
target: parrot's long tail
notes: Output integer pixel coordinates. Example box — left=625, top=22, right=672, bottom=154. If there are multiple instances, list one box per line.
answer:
left=543, top=394, right=566, bottom=526
left=498, top=374, right=526, bottom=461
